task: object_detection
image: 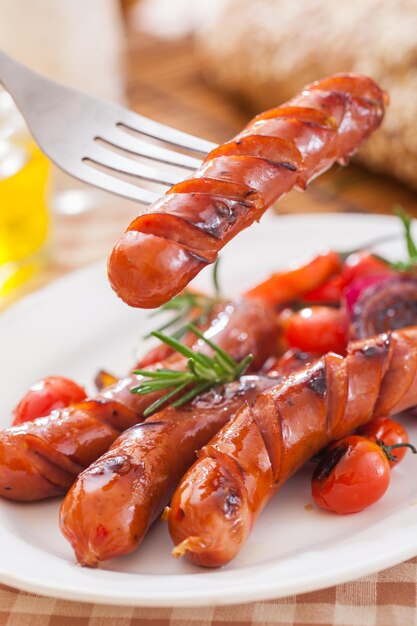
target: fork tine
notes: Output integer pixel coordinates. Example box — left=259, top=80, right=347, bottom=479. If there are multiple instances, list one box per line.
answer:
left=76, top=162, right=160, bottom=204
left=0, top=49, right=215, bottom=203
left=101, top=127, right=203, bottom=170
left=117, top=110, right=218, bottom=154
left=85, top=145, right=184, bottom=186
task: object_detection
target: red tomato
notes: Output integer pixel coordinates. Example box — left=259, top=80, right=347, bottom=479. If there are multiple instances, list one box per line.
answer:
left=341, top=252, right=394, bottom=285
left=12, top=376, right=87, bottom=425
left=358, top=417, right=410, bottom=468
left=312, top=435, right=390, bottom=514
left=284, top=306, right=347, bottom=355
left=303, top=252, right=393, bottom=306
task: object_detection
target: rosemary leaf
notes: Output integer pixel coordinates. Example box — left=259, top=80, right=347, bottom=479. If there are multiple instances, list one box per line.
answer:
left=131, top=323, right=253, bottom=416
left=394, top=205, right=417, bottom=260
left=142, top=382, right=190, bottom=417
left=213, top=258, right=221, bottom=298
left=172, top=381, right=214, bottom=407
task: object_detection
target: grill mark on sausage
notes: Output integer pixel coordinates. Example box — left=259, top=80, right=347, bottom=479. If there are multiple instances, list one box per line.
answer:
left=307, top=365, right=327, bottom=397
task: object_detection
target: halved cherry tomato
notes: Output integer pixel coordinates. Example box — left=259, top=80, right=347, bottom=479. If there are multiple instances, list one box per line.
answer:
left=284, top=306, right=347, bottom=355
left=12, top=376, right=87, bottom=425
left=312, top=435, right=390, bottom=514
left=358, top=417, right=410, bottom=468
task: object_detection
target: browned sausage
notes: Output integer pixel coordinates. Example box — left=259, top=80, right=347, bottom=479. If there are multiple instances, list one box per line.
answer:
left=168, top=327, right=417, bottom=567
left=0, top=298, right=278, bottom=501
left=58, top=347, right=308, bottom=566
left=108, top=74, right=387, bottom=308
left=60, top=342, right=312, bottom=567
left=59, top=375, right=274, bottom=567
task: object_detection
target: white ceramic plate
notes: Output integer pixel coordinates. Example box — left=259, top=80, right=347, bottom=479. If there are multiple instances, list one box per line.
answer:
left=1, top=213, right=417, bottom=607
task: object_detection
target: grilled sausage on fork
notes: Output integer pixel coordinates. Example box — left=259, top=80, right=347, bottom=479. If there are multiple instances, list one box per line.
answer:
left=108, top=73, right=387, bottom=308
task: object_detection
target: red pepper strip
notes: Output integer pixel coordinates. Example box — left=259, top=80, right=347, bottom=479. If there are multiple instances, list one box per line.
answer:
left=303, top=274, right=346, bottom=304
left=244, top=251, right=342, bottom=307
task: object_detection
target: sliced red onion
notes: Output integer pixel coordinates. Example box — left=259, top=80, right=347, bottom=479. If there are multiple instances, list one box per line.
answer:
left=349, top=276, right=417, bottom=339
left=344, top=273, right=393, bottom=315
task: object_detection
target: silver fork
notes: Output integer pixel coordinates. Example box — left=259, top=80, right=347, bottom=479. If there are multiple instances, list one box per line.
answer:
left=0, top=49, right=217, bottom=204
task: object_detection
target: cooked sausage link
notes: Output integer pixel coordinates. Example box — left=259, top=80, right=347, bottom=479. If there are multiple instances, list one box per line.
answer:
left=59, top=341, right=305, bottom=567
left=108, top=73, right=387, bottom=308
left=59, top=375, right=275, bottom=567
left=0, top=299, right=278, bottom=502
left=168, top=328, right=417, bottom=567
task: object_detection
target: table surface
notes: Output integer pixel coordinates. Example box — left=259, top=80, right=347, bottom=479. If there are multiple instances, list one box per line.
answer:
left=2, top=29, right=417, bottom=626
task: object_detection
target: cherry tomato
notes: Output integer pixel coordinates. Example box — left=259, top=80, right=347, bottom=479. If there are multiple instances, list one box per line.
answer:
left=312, top=435, right=390, bottom=514
left=358, top=417, right=409, bottom=468
left=12, top=376, right=87, bottom=425
left=341, top=252, right=394, bottom=285
left=304, top=253, right=394, bottom=305
left=284, top=306, right=347, bottom=355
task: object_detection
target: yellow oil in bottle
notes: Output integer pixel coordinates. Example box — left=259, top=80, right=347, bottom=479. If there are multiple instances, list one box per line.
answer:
left=0, top=90, right=50, bottom=301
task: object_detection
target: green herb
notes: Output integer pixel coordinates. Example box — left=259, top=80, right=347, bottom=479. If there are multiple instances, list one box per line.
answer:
left=340, top=206, right=417, bottom=271
left=387, top=205, right=417, bottom=271
left=213, top=256, right=221, bottom=298
left=132, top=323, right=253, bottom=416
left=145, top=258, right=222, bottom=340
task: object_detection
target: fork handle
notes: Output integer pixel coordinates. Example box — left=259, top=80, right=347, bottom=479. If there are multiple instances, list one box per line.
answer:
left=0, top=48, right=58, bottom=126
left=0, top=48, right=62, bottom=146
left=0, top=49, right=33, bottom=98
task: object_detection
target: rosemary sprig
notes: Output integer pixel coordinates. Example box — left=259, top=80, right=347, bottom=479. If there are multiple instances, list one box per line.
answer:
left=145, top=258, right=222, bottom=340
left=131, top=323, right=253, bottom=416
left=213, top=256, right=221, bottom=298
left=387, top=205, right=417, bottom=271
left=339, top=205, right=417, bottom=271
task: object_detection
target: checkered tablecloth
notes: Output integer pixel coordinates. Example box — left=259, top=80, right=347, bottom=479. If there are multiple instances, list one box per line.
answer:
left=0, top=557, right=416, bottom=625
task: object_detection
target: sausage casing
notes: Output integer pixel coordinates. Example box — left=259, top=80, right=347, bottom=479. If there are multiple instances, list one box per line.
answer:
left=59, top=347, right=320, bottom=566
left=108, top=74, right=387, bottom=308
left=0, top=298, right=278, bottom=501
left=168, top=328, right=417, bottom=567
left=59, top=375, right=274, bottom=567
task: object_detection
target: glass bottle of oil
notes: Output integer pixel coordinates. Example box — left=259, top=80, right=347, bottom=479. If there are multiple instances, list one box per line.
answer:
left=0, top=87, right=50, bottom=302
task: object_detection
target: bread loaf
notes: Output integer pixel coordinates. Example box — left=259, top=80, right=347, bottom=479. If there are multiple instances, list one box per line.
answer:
left=197, top=0, right=417, bottom=189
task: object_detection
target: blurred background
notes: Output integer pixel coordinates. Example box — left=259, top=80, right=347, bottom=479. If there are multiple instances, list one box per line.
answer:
left=1, top=0, right=417, bottom=309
